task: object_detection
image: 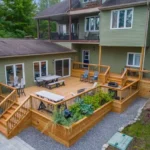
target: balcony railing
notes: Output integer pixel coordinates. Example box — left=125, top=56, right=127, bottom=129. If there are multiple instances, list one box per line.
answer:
left=50, top=32, right=99, bottom=41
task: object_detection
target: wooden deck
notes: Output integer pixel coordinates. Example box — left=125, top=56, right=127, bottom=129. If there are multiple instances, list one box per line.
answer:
left=18, top=77, right=94, bottom=104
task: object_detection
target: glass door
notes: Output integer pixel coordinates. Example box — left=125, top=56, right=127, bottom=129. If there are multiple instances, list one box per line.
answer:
left=54, top=58, right=70, bottom=77
left=82, top=50, right=90, bottom=68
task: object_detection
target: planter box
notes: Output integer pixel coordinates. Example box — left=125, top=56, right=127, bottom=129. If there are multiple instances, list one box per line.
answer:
left=32, top=101, right=112, bottom=147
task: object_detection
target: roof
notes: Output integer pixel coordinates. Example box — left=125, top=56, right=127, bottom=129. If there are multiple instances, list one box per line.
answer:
left=0, top=39, right=76, bottom=58
left=35, top=0, right=80, bottom=19
left=102, top=0, right=147, bottom=9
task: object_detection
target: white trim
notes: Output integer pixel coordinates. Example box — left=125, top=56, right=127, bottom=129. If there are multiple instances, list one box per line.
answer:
left=54, top=58, right=71, bottom=77
left=5, top=63, right=26, bottom=84
left=82, top=50, right=90, bottom=68
left=110, top=8, right=134, bottom=30
left=85, top=16, right=99, bottom=32
left=126, top=52, right=141, bottom=68
left=33, top=60, right=48, bottom=81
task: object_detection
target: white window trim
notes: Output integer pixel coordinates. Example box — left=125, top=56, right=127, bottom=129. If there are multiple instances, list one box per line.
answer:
left=54, top=58, right=71, bottom=77
left=126, top=52, right=141, bottom=68
left=5, top=63, right=26, bottom=84
left=82, top=50, right=90, bottom=68
left=33, top=60, right=48, bottom=81
left=110, top=8, right=134, bottom=30
left=85, top=16, right=99, bottom=32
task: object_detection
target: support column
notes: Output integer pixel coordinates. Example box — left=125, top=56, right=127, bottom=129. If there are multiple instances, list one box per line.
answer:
left=140, top=47, right=144, bottom=70
left=48, top=19, right=51, bottom=40
left=69, top=15, right=72, bottom=41
left=99, top=46, right=102, bottom=66
left=37, top=19, right=40, bottom=39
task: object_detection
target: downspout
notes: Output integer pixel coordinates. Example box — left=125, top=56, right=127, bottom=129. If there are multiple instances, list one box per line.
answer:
left=143, top=0, right=150, bottom=70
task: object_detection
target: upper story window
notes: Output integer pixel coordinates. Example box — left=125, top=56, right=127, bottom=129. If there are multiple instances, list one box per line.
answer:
left=111, top=8, right=133, bottom=29
left=127, top=53, right=141, bottom=67
left=85, top=16, right=99, bottom=32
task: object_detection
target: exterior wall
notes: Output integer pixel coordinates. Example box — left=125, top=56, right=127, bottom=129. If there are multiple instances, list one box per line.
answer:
left=73, top=44, right=99, bottom=64
left=100, top=6, right=147, bottom=47
left=146, top=12, right=150, bottom=47
left=55, top=42, right=72, bottom=49
left=144, top=47, right=150, bottom=70
left=101, top=47, right=141, bottom=73
left=0, top=53, right=76, bottom=87
left=78, top=13, right=99, bottom=39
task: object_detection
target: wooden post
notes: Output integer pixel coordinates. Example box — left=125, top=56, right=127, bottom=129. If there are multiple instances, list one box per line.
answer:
left=48, top=19, right=51, bottom=40
left=140, top=47, right=144, bottom=79
left=37, top=19, right=40, bottom=39
left=69, top=15, right=72, bottom=41
left=99, top=46, right=102, bottom=72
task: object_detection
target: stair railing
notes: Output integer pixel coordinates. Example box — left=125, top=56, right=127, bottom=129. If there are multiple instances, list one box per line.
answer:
left=104, top=66, right=110, bottom=84
left=121, top=69, right=128, bottom=86
left=0, top=90, right=18, bottom=117
left=6, top=96, right=31, bottom=135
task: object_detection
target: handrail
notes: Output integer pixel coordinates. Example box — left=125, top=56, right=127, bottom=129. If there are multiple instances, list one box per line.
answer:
left=121, top=80, right=139, bottom=91
left=121, top=69, right=128, bottom=79
left=6, top=96, right=31, bottom=122
left=0, top=82, right=16, bottom=90
left=73, top=62, right=109, bottom=68
left=104, top=66, right=110, bottom=76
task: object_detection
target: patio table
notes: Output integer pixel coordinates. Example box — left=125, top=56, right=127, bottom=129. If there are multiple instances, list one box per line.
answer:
left=39, top=75, right=61, bottom=82
left=35, top=90, right=64, bottom=102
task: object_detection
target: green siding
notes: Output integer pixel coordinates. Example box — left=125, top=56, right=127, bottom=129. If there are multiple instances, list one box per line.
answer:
left=101, top=47, right=141, bottom=73
left=100, top=6, right=147, bottom=47
left=0, top=53, right=76, bottom=87
left=72, top=44, right=99, bottom=64
left=144, top=47, right=150, bottom=70
left=55, top=42, right=72, bottom=49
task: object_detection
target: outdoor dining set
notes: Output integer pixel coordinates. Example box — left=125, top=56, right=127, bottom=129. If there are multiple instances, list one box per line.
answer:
left=35, top=75, right=65, bottom=89
left=80, top=70, right=99, bottom=83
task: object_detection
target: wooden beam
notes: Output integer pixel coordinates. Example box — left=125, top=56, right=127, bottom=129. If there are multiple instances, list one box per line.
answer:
left=37, top=20, right=40, bottom=39
left=140, top=47, right=145, bottom=79
left=48, top=19, right=51, bottom=40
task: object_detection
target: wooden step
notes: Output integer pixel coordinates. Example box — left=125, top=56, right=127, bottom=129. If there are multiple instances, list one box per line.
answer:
left=3, top=112, right=11, bottom=119
left=0, top=118, right=6, bottom=126
left=0, top=124, right=7, bottom=136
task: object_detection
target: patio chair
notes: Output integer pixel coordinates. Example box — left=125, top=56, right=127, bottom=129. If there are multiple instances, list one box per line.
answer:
left=80, top=70, right=89, bottom=82
left=89, top=71, right=99, bottom=83
left=14, top=76, right=19, bottom=86
left=35, top=77, right=43, bottom=86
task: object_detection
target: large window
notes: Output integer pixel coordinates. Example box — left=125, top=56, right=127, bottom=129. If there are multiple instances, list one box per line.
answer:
left=111, top=8, right=133, bottom=29
left=5, top=63, right=25, bottom=84
left=85, top=16, right=99, bottom=32
left=127, top=53, right=141, bottom=67
left=33, top=61, right=48, bottom=80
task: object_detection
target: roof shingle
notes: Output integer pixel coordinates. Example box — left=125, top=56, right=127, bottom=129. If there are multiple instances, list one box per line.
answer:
left=0, top=39, right=76, bottom=58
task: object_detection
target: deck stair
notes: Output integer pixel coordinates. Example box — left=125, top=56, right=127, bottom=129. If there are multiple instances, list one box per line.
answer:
left=0, top=102, right=19, bottom=136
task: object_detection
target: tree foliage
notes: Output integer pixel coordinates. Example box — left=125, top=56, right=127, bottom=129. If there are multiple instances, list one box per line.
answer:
left=0, top=0, right=37, bottom=38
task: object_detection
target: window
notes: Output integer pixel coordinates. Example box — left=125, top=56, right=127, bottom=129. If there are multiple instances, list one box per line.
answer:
left=5, top=63, right=25, bottom=84
left=111, top=8, right=133, bottom=29
left=85, top=16, right=99, bottom=32
left=127, top=53, right=141, bottom=67
left=33, top=61, right=48, bottom=80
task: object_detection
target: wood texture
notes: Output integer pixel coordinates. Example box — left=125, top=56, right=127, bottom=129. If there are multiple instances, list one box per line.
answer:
left=139, top=80, right=150, bottom=98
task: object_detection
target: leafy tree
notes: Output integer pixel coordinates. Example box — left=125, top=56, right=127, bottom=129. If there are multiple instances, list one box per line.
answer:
left=0, top=0, right=37, bottom=38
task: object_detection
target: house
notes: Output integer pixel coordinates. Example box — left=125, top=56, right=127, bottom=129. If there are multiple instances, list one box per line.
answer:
left=0, top=39, right=76, bottom=87
left=35, top=0, right=150, bottom=75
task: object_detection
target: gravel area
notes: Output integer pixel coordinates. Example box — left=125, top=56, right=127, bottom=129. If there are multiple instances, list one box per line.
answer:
left=18, top=98, right=146, bottom=150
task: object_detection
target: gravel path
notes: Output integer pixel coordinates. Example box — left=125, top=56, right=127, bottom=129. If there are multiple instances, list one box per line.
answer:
left=18, top=98, right=146, bottom=150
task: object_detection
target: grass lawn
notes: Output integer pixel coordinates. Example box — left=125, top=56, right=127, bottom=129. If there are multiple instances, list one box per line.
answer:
left=107, top=104, right=150, bottom=150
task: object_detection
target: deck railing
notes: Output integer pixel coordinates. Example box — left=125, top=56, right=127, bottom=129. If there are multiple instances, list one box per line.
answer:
left=6, top=96, right=31, bottom=134
left=0, top=83, right=17, bottom=117
left=101, top=80, right=139, bottom=101
left=72, top=62, right=110, bottom=74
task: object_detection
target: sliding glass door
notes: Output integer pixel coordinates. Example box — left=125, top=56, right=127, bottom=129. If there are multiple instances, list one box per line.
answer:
left=54, top=58, right=70, bottom=77
left=5, top=63, right=25, bottom=84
